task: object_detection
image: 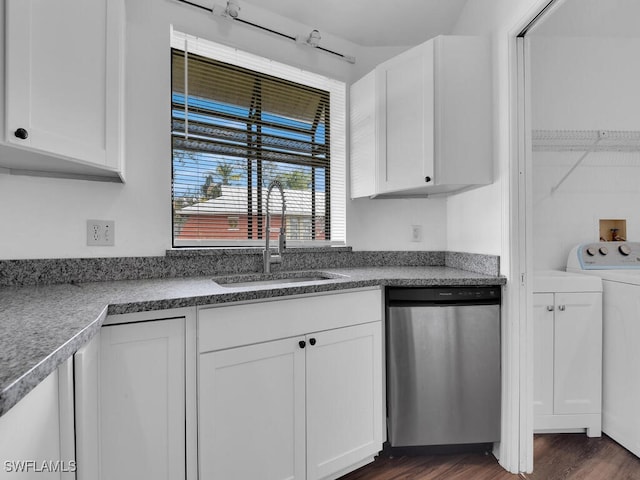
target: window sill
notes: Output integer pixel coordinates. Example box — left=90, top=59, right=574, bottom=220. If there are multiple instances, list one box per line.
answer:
left=165, top=245, right=352, bottom=257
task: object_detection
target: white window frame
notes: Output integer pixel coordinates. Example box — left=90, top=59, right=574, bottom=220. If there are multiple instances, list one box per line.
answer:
left=170, top=29, right=346, bottom=248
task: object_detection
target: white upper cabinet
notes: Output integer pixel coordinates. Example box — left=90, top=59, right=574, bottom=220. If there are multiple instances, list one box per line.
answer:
left=350, top=35, right=493, bottom=198
left=2, top=0, right=125, bottom=181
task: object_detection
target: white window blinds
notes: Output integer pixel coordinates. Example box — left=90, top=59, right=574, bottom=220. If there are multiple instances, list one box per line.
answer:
left=171, top=30, right=346, bottom=247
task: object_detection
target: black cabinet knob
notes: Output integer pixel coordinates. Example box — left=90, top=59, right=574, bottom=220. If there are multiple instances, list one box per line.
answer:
left=298, top=340, right=306, bottom=349
left=309, top=338, right=316, bottom=346
left=425, top=176, right=432, bottom=183
left=14, top=128, right=28, bottom=140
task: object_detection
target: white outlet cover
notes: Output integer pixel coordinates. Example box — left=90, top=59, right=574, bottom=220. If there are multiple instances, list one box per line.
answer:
left=87, top=220, right=115, bottom=246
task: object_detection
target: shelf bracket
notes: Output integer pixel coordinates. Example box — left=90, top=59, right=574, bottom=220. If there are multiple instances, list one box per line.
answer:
left=550, top=131, right=606, bottom=194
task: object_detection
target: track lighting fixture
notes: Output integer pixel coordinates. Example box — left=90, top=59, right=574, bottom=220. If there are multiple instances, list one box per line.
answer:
left=212, top=0, right=240, bottom=19
left=296, top=29, right=321, bottom=48
left=225, top=0, right=240, bottom=18
left=306, top=29, right=321, bottom=48
left=182, top=0, right=355, bottom=63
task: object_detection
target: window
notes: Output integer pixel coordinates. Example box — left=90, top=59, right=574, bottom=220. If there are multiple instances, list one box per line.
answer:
left=171, top=31, right=346, bottom=247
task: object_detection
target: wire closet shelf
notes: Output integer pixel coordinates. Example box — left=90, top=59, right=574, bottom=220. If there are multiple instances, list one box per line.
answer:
left=532, top=130, right=640, bottom=194
left=533, top=129, right=640, bottom=152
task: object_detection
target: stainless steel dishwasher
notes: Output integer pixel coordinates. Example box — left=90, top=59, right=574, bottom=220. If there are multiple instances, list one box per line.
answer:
left=386, top=286, right=501, bottom=448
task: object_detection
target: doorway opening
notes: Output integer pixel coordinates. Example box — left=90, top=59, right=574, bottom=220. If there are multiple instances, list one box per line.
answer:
left=516, top=0, right=640, bottom=474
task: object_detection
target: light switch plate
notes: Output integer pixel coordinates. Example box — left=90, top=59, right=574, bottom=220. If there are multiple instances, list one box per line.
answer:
left=410, top=224, right=423, bottom=242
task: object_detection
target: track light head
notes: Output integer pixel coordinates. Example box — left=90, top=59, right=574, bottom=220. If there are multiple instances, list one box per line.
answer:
left=306, top=29, right=321, bottom=48
left=225, top=0, right=240, bottom=18
left=212, top=0, right=240, bottom=19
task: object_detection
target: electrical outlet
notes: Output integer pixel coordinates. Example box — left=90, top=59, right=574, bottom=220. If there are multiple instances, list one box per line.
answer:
left=410, top=224, right=423, bottom=242
left=87, top=220, right=115, bottom=246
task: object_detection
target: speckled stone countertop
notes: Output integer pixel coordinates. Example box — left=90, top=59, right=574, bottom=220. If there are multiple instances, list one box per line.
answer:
left=0, top=265, right=505, bottom=417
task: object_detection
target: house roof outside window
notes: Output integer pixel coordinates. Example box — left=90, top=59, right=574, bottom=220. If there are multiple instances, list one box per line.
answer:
left=177, top=184, right=326, bottom=217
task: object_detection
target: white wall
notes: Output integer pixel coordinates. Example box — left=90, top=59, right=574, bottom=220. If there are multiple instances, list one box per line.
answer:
left=0, top=0, right=442, bottom=260
left=532, top=37, right=640, bottom=130
left=448, top=0, right=546, bottom=274
left=347, top=197, right=447, bottom=251
left=531, top=37, right=640, bottom=270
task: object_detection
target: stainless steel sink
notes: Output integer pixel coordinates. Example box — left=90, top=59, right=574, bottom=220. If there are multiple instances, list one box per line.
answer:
left=212, top=271, right=345, bottom=288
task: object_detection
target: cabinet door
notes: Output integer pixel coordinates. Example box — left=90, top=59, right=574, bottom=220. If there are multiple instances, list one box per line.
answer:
left=553, top=292, right=602, bottom=415
left=5, top=0, right=124, bottom=172
left=0, top=362, right=73, bottom=480
left=376, top=43, right=434, bottom=193
left=433, top=36, right=492, bottom=186
left=199, top=337, right=306, bottom=480
left=74, top=333, right=101, bottom=480
left=349, top=71, right=377, bottom=198
left=100, top=319, right=186, bottom=480
left=533, top=293, right=554, bottom=417
left=306, top=322, right=383, bottom=480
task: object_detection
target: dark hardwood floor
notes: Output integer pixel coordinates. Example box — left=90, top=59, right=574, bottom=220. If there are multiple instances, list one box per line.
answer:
left=339, top=449, right=519, bottom=480
left=525, top=434, right=640, bottom=480
left=339, top=434, right=640, bottom=480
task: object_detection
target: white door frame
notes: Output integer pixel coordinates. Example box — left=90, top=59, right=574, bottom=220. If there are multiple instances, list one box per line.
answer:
left=506, top=0, right=568, bottom=474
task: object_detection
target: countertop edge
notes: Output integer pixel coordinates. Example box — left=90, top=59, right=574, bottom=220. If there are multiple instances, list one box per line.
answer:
left=0, top=269, right=506, bottom=417
left=0, top=306, right=107, bottom=417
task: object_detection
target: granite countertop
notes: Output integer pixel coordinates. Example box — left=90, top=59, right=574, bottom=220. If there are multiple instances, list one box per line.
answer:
left=0, top=266, right=506, bottom=417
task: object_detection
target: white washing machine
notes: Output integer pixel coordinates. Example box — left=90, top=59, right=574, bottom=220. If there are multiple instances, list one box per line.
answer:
left=567, top=241, right=640, bottom=457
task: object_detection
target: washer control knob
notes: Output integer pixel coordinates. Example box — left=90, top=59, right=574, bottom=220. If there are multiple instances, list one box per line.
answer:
left=586, top=247, right=597, bottom=256
left=599, top=246, right=609, bottom=255
left=619, top=244, right=632, bottom=256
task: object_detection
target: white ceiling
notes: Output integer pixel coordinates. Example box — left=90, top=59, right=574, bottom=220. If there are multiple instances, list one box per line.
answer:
left=532, top=0, right=640, bottom=37
left=197, top=0, right=470, bottom=47
left=185, top=0, right=640, bottom=45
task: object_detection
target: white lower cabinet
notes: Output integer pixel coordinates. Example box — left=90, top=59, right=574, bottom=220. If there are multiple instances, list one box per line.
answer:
left=74, top=309, right=197, bottom=480
left=533, top=291, right=602, bottom=436
left=199, top=337, right=306, bottom=480
left=0, top=359, right=75, bottom=479
left=100, top=319, right=186, bottom=479
left=71, top=290, right=382, bottom=480
left=305, top=323, right=382, bottom=480
left=198, top=288, right=384, bottom=480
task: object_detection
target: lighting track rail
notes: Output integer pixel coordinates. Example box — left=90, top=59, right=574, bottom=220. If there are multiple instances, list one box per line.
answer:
left=176, top=0, right=356, bottom=64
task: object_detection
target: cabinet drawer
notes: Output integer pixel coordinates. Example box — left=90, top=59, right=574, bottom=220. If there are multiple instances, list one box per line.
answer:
left=198, top=288, right=382, bottom=352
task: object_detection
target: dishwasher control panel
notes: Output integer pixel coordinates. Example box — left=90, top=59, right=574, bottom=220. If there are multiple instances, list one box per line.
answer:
left=387, top=286, right=501, bottom=304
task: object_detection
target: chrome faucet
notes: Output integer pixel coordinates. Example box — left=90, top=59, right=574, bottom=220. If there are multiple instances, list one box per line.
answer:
left=263, top=180, right=286, bottom=274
